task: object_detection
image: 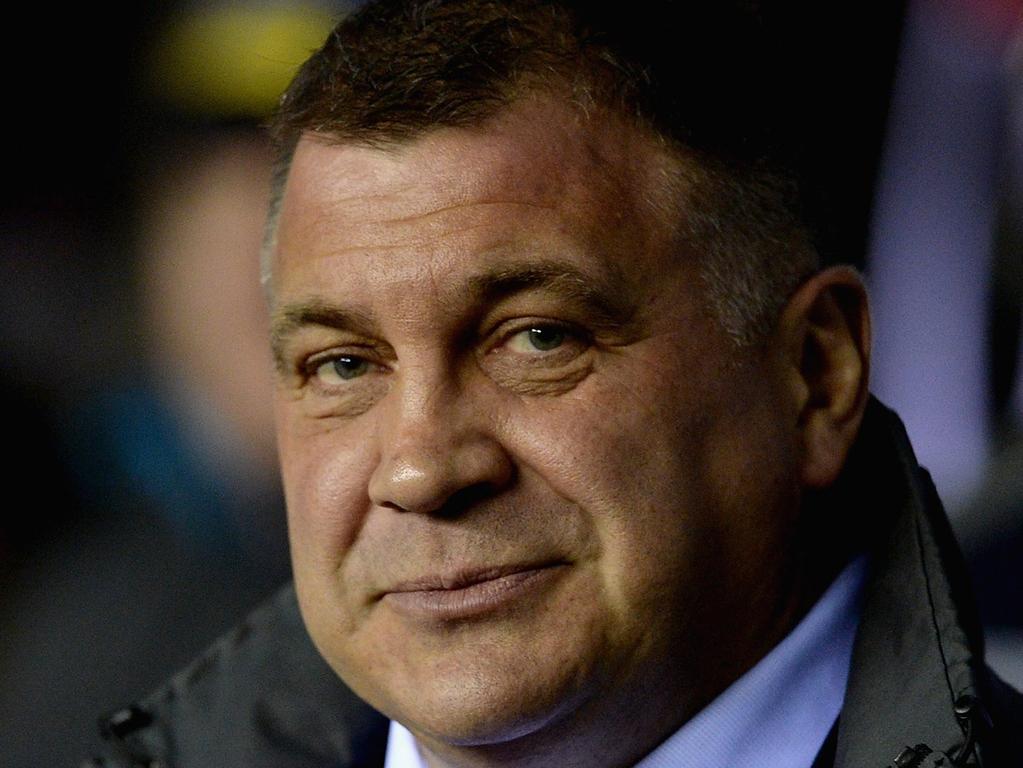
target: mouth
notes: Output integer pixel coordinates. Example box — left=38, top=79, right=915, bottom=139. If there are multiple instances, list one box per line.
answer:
left=381, top=562, right=568, bottom=622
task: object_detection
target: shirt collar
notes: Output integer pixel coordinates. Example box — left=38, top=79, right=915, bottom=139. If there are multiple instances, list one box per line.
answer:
left=383, top=718, right=425, bottom=768
left=383, top=556, right=867, bottom=768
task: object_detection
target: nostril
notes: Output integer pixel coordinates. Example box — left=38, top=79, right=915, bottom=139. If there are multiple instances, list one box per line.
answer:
left=380, top=477, right=514, bottom=517
left=429, top=481, right=509, bottom=519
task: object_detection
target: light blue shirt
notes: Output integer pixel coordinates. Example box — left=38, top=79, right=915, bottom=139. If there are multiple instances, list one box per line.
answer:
left=384, top=556, right=867, bottom=768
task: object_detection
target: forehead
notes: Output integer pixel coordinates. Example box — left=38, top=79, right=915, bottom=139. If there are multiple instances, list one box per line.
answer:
left=271, top=95, right=683, bottom=305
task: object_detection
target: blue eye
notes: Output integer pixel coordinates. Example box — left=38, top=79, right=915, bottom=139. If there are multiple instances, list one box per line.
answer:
left=526, top=327, right=565, bottom=351
left=333, top=356, right=369, bottom=379
left=508, top=326, right=567, bottom=354
left=314, top=355, right=369, bottom=384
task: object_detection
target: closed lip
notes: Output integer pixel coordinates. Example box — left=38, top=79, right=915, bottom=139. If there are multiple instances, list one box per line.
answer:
left=386, top=562, right=565, bottom=593
left=381, top=561, right=568, bottom=621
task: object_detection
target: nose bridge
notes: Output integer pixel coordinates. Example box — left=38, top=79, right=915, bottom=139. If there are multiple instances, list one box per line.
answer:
left=368, top=356, right=511, bottom=514
left=390, top=360, right=462, bottom=451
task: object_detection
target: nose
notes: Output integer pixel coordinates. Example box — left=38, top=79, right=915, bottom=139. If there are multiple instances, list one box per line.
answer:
left=367, top=370, right=513, bottom=515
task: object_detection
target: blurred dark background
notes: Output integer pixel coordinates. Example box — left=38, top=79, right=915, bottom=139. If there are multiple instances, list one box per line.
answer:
left=0, top=2, right=349, bottom=763
left=0, top=0, right=1020, bottom=765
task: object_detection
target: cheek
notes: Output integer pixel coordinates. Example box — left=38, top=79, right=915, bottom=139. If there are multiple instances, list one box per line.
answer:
left=498, top=368, right=718, bottom=581
left=503, top=361, right=714, bottom=513
left=276, top=407, right=378, bottom=577
left=495, top=349, right=787, bottom=607
left=699, top=382, right=802, bottom=572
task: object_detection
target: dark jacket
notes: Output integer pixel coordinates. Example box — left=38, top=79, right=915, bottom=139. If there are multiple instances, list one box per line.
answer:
left=87, top=401, right=1023, bottom=767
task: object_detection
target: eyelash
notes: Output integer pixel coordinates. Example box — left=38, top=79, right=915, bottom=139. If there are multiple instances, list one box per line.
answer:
left=302, top=347, right=385, bottom=386
left=492, top=319, right=588, bottom=356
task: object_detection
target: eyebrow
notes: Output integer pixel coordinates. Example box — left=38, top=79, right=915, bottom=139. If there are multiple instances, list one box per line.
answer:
left=270, top=260, right=635, bottom=369
left=466, top=260, right=634, bottom=328
left=270, top=302, right=377, bottom=372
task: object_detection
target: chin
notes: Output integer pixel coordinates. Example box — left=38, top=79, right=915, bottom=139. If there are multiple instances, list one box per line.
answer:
left=403, top=696, right=587, bottom=756
left=372, top=648, right=601, bottom=749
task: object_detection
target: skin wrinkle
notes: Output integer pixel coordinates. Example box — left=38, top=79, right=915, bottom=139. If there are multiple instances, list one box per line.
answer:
left=376, top=199, right=557, bottom=227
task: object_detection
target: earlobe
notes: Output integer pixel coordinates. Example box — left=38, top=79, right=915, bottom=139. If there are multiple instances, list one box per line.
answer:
left=776, top=267, right=871, bottom=488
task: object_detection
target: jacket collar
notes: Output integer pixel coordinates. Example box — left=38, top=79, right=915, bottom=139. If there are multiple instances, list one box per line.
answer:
left=833, top=398, right=985, bottom=767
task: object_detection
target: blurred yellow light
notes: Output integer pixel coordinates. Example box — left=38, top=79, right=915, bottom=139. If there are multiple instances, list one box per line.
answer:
left=150, top=5, right=340, bottom=118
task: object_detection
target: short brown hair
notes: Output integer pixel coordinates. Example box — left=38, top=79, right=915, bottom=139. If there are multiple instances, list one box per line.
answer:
left=266, top=0, right=865, bottom=343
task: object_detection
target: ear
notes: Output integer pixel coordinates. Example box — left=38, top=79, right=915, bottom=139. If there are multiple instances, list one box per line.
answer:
left=774, top=266, right=871, bottom=488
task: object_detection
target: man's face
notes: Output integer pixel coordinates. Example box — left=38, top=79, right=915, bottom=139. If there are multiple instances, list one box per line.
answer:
left=271, top=96, right=802, bottom=758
